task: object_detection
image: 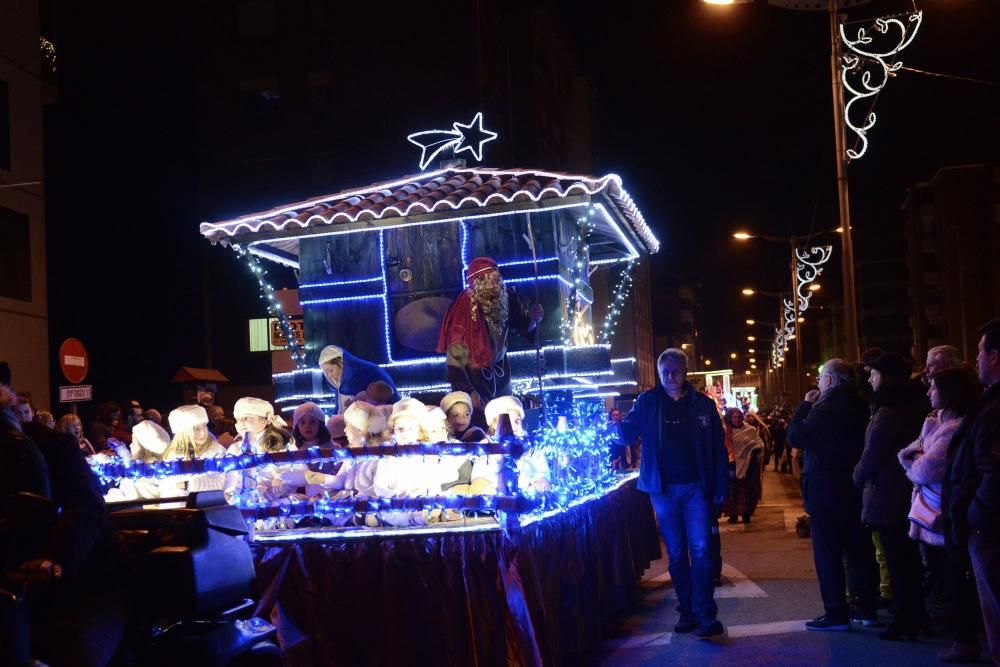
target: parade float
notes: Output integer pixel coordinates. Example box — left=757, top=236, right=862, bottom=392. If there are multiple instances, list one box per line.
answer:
left=94, top=115, right=662, bottom=666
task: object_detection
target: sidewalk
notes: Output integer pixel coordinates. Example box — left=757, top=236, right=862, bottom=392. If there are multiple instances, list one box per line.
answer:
left=598, top=470, right=954, bottom=666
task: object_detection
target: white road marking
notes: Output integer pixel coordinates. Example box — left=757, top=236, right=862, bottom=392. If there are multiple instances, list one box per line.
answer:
left=725, top=619, right=811, bottom=638
left=642, top=563, right=768, bottom=602
left=606, top=631, right=673, bottom=650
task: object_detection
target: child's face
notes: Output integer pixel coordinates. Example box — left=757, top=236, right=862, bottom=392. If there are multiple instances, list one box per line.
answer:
left=236, top=414, right=268, bottom=436
left=446, top=404, right=471, bottom=433
left=297, top=415, right=322, bottom=442
left=393, top=416, right=421, bottom=445
left=192, top=423, right=210, bottom=445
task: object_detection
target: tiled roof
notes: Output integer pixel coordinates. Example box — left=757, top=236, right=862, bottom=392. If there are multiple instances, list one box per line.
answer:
left=199, top=168, right=659, bottom=253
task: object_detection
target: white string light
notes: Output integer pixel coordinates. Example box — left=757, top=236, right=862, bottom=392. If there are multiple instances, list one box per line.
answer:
left=840, top=11, right=923, bottom=160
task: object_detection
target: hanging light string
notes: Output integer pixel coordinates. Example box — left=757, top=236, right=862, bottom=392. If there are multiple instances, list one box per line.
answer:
left=599, top=260, right=636, bottom=344
left=238, top=246, right=308, bottom=369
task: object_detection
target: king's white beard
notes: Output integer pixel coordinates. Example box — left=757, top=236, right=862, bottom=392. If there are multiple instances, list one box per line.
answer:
left=473, top=281, right=509, bottom=340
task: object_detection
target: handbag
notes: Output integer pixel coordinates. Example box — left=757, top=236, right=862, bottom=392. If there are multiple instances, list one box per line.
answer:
left=908, top=484, right=943, bottom=533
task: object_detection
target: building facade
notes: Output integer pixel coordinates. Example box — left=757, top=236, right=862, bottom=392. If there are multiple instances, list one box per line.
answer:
left=903, top=164, right=1000, bottom=362
left=0, top=0, right=56, bottom=406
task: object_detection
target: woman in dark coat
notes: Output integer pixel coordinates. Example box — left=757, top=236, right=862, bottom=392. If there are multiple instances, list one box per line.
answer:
left=853, top=352, right=931, bottom=640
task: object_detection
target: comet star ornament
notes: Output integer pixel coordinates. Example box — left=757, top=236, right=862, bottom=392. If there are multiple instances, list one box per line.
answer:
left=407, top=112, right=498, bottom=171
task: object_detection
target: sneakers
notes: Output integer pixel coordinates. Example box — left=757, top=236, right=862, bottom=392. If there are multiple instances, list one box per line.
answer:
left=850, top=611, right=882, bottom=627
left=673, top=615, right=698, bottom=634
left=805, top=614, right=851, bottom=631
left=696, top=620, right=726, bottom=639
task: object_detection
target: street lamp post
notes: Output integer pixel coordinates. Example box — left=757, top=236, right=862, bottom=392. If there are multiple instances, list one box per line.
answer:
left=827, top=0, right=860, bottom=361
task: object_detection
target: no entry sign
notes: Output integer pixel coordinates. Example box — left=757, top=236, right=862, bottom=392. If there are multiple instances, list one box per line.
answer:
left=59, top=338, right=89, bottom=384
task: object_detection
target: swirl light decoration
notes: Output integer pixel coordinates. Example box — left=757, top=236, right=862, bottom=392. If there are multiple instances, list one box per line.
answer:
left=840, top=11, right=923, bottom=160
left=795, top=245, right=833, bottom=313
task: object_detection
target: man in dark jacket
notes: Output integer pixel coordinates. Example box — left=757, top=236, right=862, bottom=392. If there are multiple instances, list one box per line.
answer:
left=788, top=358, right=879, bottom=631
left=620, top=348, right=728, bottom=639
left=945, top=319, right=1000, bottom=663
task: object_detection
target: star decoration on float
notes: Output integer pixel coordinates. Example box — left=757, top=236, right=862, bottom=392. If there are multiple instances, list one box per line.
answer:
left=407, top=112, right=498, bottom=171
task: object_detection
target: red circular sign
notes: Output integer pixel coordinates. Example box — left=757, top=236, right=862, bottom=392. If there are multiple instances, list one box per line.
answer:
left=59, top=338, right=89, bottom=384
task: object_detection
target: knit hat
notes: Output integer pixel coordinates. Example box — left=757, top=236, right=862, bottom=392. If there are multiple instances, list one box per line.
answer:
left=440, top=391, right=473, bottom=415
left=867, top=352, right=912, bottom=379
left=318, top=345, right=344, bottom=367
left=168, top=404, right=208, bottom=435
left=131, top=420, right=171, bottom=455
left=484, top=395, right=524, bottom=430
left=292, top=401, right=326, bottom=431
left=388, top=398, right=428, bottom=430
left=466, top=257, right=498, bottom=285
left=233, top=397, right=274, bottom=420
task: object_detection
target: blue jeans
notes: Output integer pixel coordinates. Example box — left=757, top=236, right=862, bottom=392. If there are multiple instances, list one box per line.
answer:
left=649, top=484, right=718, bottom=625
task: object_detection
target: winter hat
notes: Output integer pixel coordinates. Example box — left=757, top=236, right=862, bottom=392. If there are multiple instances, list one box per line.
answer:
left=484, top=395, right=524, bottom=430
left=233, top=397, right=274, bottom=420
left=168, top=404, right=208, bottom=435
left=132, top=420, right=171, bottom=455
left=388, top=398, right=428, bottom=430
left=440, top=391, right=473, bottom=415
left=293, top=401, right=326, bottom=432
left=867, top=352, right=911, bottom=379
left=327, top=414, right=346, bottom=439
left=466, top=257, right=498, bottom=285
left=422, top=406, right=448, bottom=442
left=860, top=347, right=884, bottom=370
left=343, top=401, right=387, bottom=436
left=318, top=345, right=344, bottom=367
left=365, top=380, right=394, bottom=406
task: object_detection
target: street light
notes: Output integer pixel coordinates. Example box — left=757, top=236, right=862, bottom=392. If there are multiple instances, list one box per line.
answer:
left=741, top=288, right=755, bottom=296
left=730, top=352, right=738, bottom=359
left=746, top=319, right=755, bottom=325
left=708, top=0, right=866, bottom=361
left=705, top=359, right=712, bottom=367
left=748, top=348, right=756, bottom=353
left=747, top=335, right=756, bottom=341
left=809, top=283, right=821, bottom=292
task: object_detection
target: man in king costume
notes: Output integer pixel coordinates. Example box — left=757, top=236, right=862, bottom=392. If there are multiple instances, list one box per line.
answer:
left=437, top=257, right=543, bottom=404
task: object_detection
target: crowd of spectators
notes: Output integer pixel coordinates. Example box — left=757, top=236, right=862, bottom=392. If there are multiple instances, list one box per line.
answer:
left=780, top=321, right=1000, bottom=663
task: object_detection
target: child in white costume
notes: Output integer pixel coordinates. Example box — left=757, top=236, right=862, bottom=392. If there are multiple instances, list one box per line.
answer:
left=224, top=397, right=306, bottom=507
left=165, top=404, right=227, bottom=494
left=485, top=395, right=550, bottom=492
left=104, top=421, right=172, bottom=501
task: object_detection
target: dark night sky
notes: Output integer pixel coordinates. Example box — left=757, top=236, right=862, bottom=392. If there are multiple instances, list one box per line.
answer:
left=41, top=0, right=999, bottom=411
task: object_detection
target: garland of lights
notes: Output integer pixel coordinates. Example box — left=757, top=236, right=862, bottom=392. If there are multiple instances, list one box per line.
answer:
left=795, top=245, right=833, bottom=313
left=599, top=260, right=636, bottom=344
left=97, top=411, right=621, bottom=519
left=840, top=11, right=923, bottom=160
left=239, top=246, right=308, bottom=369
left=240, top=494, right=535, bottom=522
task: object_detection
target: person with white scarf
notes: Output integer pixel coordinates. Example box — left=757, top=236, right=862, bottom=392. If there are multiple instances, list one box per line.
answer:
left=721, top=408, right=764, bottom=524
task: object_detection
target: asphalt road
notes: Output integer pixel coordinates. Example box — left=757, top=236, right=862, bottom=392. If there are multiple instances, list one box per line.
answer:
left=599, top=469, right=962, bottom=666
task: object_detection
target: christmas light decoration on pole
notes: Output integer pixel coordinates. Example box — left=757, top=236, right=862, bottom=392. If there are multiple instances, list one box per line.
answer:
left=794, top=245, right=833, bottom=313
left=840, top=11, right=923, bottom=160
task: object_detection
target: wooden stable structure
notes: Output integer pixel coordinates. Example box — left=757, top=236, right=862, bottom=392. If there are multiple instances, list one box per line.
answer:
left=200, top=168, right=658, bottom=405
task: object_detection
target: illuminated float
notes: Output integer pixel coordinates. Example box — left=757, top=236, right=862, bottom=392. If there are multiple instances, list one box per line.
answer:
left=94, top=115, right=663, bottom=665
